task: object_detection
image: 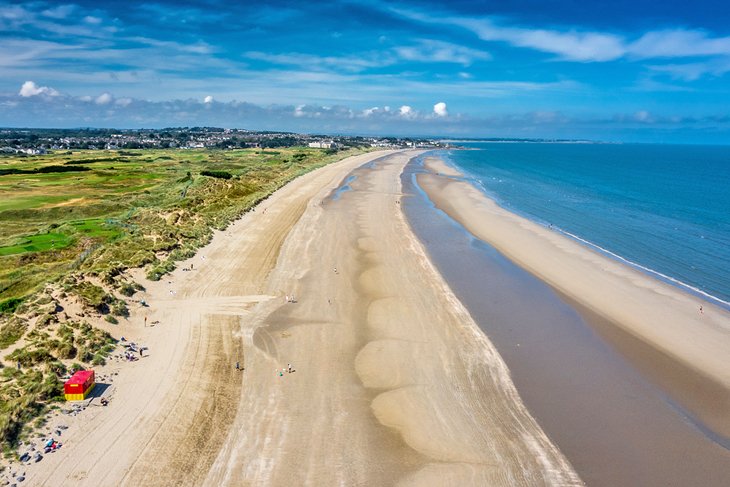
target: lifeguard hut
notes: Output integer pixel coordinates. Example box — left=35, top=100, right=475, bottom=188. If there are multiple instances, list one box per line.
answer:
left=64, top=370, right=95, bottom=401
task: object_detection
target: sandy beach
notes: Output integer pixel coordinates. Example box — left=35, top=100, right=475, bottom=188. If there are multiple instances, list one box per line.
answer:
left=418, top=157, right=730, bottom=441
left=21, top=150, right=579, bottom=486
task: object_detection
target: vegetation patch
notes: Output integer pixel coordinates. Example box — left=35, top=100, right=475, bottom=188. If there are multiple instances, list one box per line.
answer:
left=0, top=165, right=91, bottom=176
left=200, top=169, right=232, bottom=179
left=0, top=232, right=74, bottom=256
left=0, top=146, right=366, bottom=451
left=0, top=298, right=23, bottom=316
left=0, top=319, right=26, bottom=349
left=0, top=319, right=116, bottom=450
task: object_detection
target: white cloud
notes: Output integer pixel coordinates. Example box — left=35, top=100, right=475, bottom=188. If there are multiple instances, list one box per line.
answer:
left=629, top=30, right=730, bottom=58
left=115, top=97, right=132, bottom=107
left=647, top=56, right=730, bottom=82
left=204, top=95, right=214, bottom=104
left=95, top=93, right=112, bottom=105
left=41, top=5, right=76, bottom=19
left=362, top=106, right=379, bottom=117
left=83, top=16, right=102, bottom=25
left=18, top=80, right=59, bottom=97
left=392, top=9, right=730, bottom=66
left=399, top=105, right=414, bottom=118
left=245, top=39, right=489, bottom=75
left=244, top=50, right=391, bottom=72
left=394, top=39, right=491, bottom=65
left=448, top=18, right=625, bottom=62
left=634, top=110, right=653, bottom=123
left=433, top=102, right=448, bottom=117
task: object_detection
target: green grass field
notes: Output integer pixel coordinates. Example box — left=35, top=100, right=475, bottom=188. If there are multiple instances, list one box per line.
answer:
left=0, top=147, right=362, bottom=304
left=0, top=146, right=366, bottom=452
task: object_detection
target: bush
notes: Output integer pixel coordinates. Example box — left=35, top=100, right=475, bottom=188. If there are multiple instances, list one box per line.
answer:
left=36, top=313, right=55, bottom=328
left=55, top=340, right=76, bottom=359
left=0, top=297, right=23, bottom=315
left=112, top=304, right=128, bottom=317
left=0, top=320, right=26, bottom=349
left=105, top=315, right=118, bottom=324
left=200, top=170, right=232, bottom=179
left=7, top=346, right=55, bottom=367
left=118, top=282, right=136, bottom=297
left=74, top=282, right=113, bottom=313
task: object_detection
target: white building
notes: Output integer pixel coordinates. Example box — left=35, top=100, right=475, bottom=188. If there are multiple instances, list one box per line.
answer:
left=308, top=140, right=336, bottom=149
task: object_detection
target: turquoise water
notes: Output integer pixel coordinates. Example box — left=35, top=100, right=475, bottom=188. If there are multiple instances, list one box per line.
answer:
left=440, top=143, right=730, bottom=306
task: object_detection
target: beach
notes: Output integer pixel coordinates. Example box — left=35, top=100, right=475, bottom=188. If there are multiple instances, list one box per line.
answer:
left=417, top=156, right=730, bottom=443
left=22, top=150, right=579, bottom=486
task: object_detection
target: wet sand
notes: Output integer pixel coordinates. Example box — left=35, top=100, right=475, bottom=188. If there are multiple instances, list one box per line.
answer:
left=406, top=155, right=730, bottom=485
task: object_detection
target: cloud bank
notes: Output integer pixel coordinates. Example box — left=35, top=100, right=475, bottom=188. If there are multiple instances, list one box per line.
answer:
left=2, top=81, right=728, bottom=144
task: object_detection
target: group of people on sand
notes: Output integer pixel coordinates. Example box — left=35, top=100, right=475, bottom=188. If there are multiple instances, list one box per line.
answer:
left=277, top=363, right=295, bottom=377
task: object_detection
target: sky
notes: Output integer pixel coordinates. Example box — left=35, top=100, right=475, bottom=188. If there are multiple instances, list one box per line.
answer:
left=1, top=0, right=730, bottom=143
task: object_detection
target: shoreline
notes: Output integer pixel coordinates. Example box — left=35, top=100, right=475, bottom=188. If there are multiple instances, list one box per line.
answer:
left=20, top=149, right=581, bottom=486
left=430, top=150, right=730, bottom=310
left=416, top=156, right=730, bottom=442
left=204, top=150, right=579, bottom=485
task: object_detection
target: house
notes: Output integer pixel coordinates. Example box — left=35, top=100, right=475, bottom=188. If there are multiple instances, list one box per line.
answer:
left=308, top=140, right=336, bottom=149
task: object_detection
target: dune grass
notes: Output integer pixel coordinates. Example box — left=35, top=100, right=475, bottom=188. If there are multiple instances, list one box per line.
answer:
left=0, top=146, right=366, bottom=452
left=0, top=147, right=361, bottom=302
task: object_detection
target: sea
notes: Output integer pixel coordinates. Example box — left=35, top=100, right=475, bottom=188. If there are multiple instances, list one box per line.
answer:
left=435, top=142, right=730, bottom=307
left=400, top=142, right=730, bottom=484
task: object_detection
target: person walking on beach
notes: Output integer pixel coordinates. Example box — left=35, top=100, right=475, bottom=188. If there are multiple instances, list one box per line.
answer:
left=144, top=316, right=147, bottom=327
left=700, top=305, right=704, bottom=314
left=236, top=361, right=240, bottom=370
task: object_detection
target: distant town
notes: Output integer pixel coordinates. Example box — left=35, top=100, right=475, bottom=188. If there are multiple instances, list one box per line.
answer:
left=0, top=127, right=447, bottom=154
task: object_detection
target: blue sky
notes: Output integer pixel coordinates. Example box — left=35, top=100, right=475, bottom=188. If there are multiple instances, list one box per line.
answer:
left=1, top=0, right=730, bottom=142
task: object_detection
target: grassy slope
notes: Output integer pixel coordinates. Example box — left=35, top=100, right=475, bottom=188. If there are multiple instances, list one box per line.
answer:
left=0, top=147, right=365, bottom=452
left=0, top=147, right=359, bottom=303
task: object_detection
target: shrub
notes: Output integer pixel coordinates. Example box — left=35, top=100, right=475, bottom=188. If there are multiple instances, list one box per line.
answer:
left=200, top=170, right=232, bottom=179
left=36, top=313, right=55, bottom=328
left=0, top=297, right=23, bottom=315
left=118, top=283, right=136, bottom=297
left=105, top=315, right=118, bottom=324
left=0, top=319, right=27, bottom=349
left=55, top=340, right=76, bottom=359
left=74, top=282, right=113, bottom=313
left=111, top=301, right=128, bottom=317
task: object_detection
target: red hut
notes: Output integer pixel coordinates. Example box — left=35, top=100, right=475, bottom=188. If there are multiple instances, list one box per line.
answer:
left=64, top=370, right=95, bottom=401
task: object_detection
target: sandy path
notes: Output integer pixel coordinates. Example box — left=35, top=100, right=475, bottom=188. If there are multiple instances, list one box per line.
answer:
left=203, top=152, right=579, bottom=485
